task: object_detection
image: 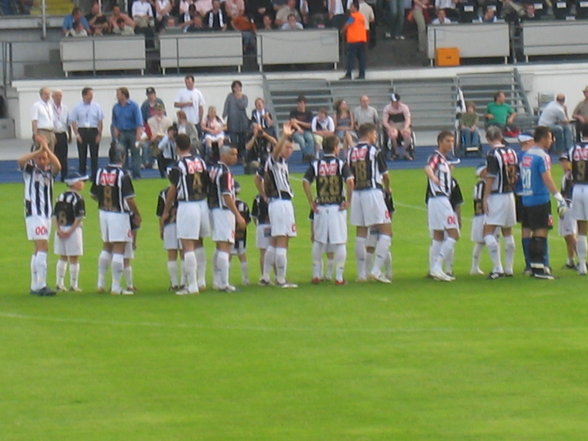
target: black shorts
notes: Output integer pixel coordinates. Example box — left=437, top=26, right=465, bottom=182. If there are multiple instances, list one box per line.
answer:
left=521, top=202, right=553, bottom=230
left=515, top=194, right=523, bottom=223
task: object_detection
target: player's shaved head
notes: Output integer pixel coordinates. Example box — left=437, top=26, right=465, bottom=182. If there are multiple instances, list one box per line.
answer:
left=176, top=134, right=191, bottom=152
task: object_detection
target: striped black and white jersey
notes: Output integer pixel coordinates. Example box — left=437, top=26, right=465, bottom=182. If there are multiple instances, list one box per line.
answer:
left=426, top=151, right=452, bottom=198
left=22, top=162, right=54, bottom=218
left=53, top=191, right=85, bottom=227
left=207, top=161, right=234, bottom=209
left=562, top=143, right=588, bottom=184
left=251, top=195, right=270, bottom=225
left=263, top=155, right=293, bottom=199
left=156, top=187, right=178, bottom=225
left=169, top=155, right=208, bottom=202
left=561, top=171, right=574, bottom=203
left=303, top=154, right=353, bottom=205
left=486, top=145, right=518, bottom=193
left=235, top=199, right=251, bottom=242
left=91, top=164, right=135, bottom=213
left=347, top=142, right=387, bottom=191
left=472, top=179, right=486, bottom=216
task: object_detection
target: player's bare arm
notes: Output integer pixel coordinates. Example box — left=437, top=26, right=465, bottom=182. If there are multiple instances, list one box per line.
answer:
left=126, top=197, right=142, bottom=227
left=223, top=194, right=246, bottom=230
left=161, top=184, right=177, bottom=224
left=302, top=179, right=317, bottom=213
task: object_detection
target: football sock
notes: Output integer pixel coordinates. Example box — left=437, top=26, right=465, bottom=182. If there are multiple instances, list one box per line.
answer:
left=471, top=242, right=484, bottom=271
left=384, top=251, right=392, bottom=279
left=333, top=244, right=347, bottom=282
left=240, top=259, right=249, bottom=284
left=577, top=235, right=587, bottom=271
left=262, top=246, right=275, bottom=281
left=543, top=240, right=550, bottom=267
left=111, top=253, right=124, bottom=293
left=522, top=237, right=531, bottom=269
left=326, top=257, right=335, bottom=280
left=435, top=237, right=456, bottom=273
left=443, top=240, right=455, bottom=274
left=430, top=240, right=443, bottom=273
left=124, top=265, right=133, bottom=289
left=56, top=259, right=67, bottom=288
left=484, top=234, right=503, bottom=274
left=312, top=241, right=325, bottom=279
left=529, top=237, right=547, bottom=272
left=216, top=250, right=230, bottom=288
left=504, top=235, right=515, bottom=274
left=212, top=249, right=220, bottom=288
left=195, top=247, right=206, bottom=288
left=355, top=236, right=367, bottom=280
left=69, top=263, right=80, bottom=289
left=183, top=251, right=198, bottom=293
left=30, top=254, right=38, bottom=291
left=275, top=247, right=288, bottom=284
left=35, top=251, right=48, bottom=289
left=372, top=234, right=391, bottom=276
left=365, top=251, right=375, bottom=273
left=98, top=250, right=112, bottom=289
left=167, top=260, right=178, bottom=287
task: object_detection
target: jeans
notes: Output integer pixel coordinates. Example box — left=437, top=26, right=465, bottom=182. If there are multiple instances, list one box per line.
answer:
left=549, top=124, right=573, bottom=154
left=293, top=130, right=315, bottom=158
left=460, top=127, right=481, bottom=148
left=388, top=0, right=405, bottom=37
left=345, top=42, right=366, bottom=78
left=141, top=141, right=155, bottom=168
left=117, top=130, right=141, bottom=178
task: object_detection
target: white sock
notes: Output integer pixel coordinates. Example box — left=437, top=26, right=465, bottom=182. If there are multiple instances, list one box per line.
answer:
left=35, top=251, right=48, bottom=289
left=577, top=235, right=587, bottom=268
left=325, top=258, right=334, bottom=280
left=484, top=234, right=503, bottom=274
left=355, top=237, right=367, bottom=280
left=56, top=259, right=67, bottom=288
left=275, top=247, right=287, bottom=284
left=124, top=265, right=133, bottom=289
left=183, top=251, right=198, bottom=293
left=69, top=263, right=80, bottom=289
left=443, top=243, right=455, bottom=274
left=262, top=246, right=275, bottom=281
left=111, top=254, right=124, bottom=293
left=217, top=250, right=230, bottom=287
left=167, top=260, right=178, bottom=287
left=312, top=241, right=325, bottom=279
left=471, top=242, right=484, bottom=271
left=504, top=235, right=515, bottom=275
left=195, top=247, right=206, bottom=288
left=333, top=244, right=346, bottom=282
left=240, top=259, right=249, bottom=283
left=371, top=234, right=391, bottom=276
left=384, top=251, right=392, bottom=279
left=365, top=251, right=374, bottom=272
left=437, top=237, right=456, bottom=274
left=430, top=240, right=443, bottom=273
left=30, top=254, right=38, bottom=291
left=212, top=250, right=220, bottom=288
left=98, top=250, right=112, bottom=289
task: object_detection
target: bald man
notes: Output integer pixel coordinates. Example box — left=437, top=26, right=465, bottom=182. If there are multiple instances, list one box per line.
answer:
left=538, top=93, right=572, bottom=155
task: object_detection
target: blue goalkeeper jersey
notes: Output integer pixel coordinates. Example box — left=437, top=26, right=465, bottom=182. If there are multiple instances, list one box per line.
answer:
left=520, top=146, right=551, bottom=207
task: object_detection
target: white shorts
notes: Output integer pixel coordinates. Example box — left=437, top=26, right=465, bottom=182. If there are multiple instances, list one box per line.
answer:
left=256, top=224, right=272, bottom=249
left=366, top=226, right=379, bottom=248
left=350, top=189, right=391, bottom=227
left=99, top=211, right=132, bottom=243
left=54, top=226, right=83, bottom=256
left=559, top=209, right=578, bottom=237
left=427, top=197, right=459, bottom=231
left=470, top=215, right=485, bottom=243
left=163, top=223, right=181, bottom=250
left=211, top=209, right=236, bottom=243
left=313, top=205, right=348, bottom=245
left=572, top=184, right=588, bottom=221
left=176, top=200, right=210, bottom=240
left=268, top=199, right=297, bottom=237
left=25, top=216, right=51, bottom=241
left=484, top=193, right=516, bottom=228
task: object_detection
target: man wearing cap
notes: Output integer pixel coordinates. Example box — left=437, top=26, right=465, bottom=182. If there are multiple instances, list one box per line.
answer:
left=70, top=87, right=104, bottom=179
left=572, top=86, right=588, bottom=142
left=141, top=87, right=166, bottom=124
left=382, top=93, right=413, bottom=160
left=538, top=93, right=572, bottom=155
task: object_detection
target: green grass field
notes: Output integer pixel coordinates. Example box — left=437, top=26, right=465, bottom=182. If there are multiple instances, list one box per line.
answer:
left=2, top=166, right=588, bottom=441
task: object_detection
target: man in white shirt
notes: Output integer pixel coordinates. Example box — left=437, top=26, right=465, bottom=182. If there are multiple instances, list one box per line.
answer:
left=132, top=0, right=154, bottom=28
left=174, top=75, right=206, bottom=131
left=32, top=87, right=56, bottom=151
left=538, top=93, right=573, bottom=155
left=52, top=89, right=70, bottom=182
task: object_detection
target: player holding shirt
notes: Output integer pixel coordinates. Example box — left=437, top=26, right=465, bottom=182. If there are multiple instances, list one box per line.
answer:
left=303, top=135, right=354, bottom=285
left=348, top=122, right=393, bottom=283
left=156, top=181, right=183, bottom=291
left=162, top=133, right=210, bottom=295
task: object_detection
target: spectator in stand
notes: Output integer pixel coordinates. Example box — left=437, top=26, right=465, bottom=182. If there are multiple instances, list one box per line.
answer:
left=431, top=8, right=452, bottom=24
left=251, top=97, right=276, bottom=138
left=176, top=110, right=201, bottom=153
left=334, top=99, right=356, bottom=154
left=275, top=0, right=302, bottom=26
left=86, top=1, right=110, bottom=35
left=146, top=103, right=173, bottom=169
left=202, top=106, right=228, bottom=161
left=353, top=95, right=379, bottom=129
left=179, top=0, right=195, bottom=22
left=174, top=75, right=206, bottom=130
left=261, top=14, right=275, bottom=29
left=572, top=86, right=588, bottom=141
left=141, top=87, right=166, bottom=124
left=306, top=0, right=329, bottom=27
left=245, top=123, right=277, bottom=172
left=184, top=13, right=206, bottom=31
left=459, top=101, right=481, bottom=150
left=328, top=0, right=347, bottom=29
left=205, top=0, right=229, bottom=30
left=435, top=0, right=458, bottom=20
left=225, top=0, right=246, bottom=19
left=280, top=13, right=304, bottom=29
left=247, top=0, right=274, bottom=27
left=70, top=87, right=104, bottom=179
left=485, top=91, right=517, bottom=131
left=311, top=108, right=335, bottom=157
left=51, top=89, right=70, bottom=182
left=474, top=7, right=498, bottom=22
left=340, top=0, right=367, bottom=80
left=31, top=87, right=56, bottom=152
left=386, top=0, right=405, bottom=40
left=231, top=10, right=257, bottom=53
left=157, top=124, right=178, bottom=177
left=382, top=93, right=413, bottom=160
left=196, top=0, right=214, bottom=16
left=290, top=95, right=315, bottom=162
left=109, top=4, right=135, bottom=30
left=358, top=0, right=375, bottom=43
left=223, top=80, right=250, bottom=161
left=538, top=93, right=572, bottom=155
left=63, top=7, right=91, bottom=35
left=132, top=0, right=155, bottom=28
left=113, top=17, right=136, bottom=34
left=412, top=0, right=429, bottom=54
left=155, top=0, right=173, bottom=30
left=66, top=21, right=89, bottom=37
left=111, top=87, right=144, bottom=179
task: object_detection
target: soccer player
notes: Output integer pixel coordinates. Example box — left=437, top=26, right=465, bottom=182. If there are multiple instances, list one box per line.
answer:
left=18, top=137, right=61, bottom=296
left=483, top=126, right=519, bottom=279
left=156, top=179, right=183, bottom=291
left=424, top=130, right=459, bottom=282
left=348, top=122, right=393, bottom=283
left=519, top=126, right=567, bottom=279
left=515, top=132, right=535, bottom=273
left=91, top=145, right=142, bottom=295
left=53, top=172, right=87, bottom=292
left=162, top=133, right=210, bottom=295
left=123, top=212, right=139, bottom=292
left=470, top=164, right=487, bottom=275
left=302, top=135, right=354, bottom=285
left=232, top=181, right=251, bottom=285
left=558, top=156, right=577, bottom=270
left=560, top=123, right=588, bottom=275
left=251, top=193, right=271, bottom=277
left=255, top=123, right=298, bottom=288
left=208, top=145, right=246, bottom=292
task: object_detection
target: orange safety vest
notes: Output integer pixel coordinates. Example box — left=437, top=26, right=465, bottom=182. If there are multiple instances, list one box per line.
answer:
left=346, top=11, right=367, bottom=43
